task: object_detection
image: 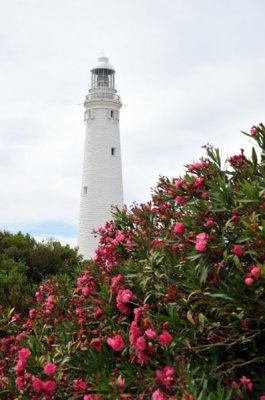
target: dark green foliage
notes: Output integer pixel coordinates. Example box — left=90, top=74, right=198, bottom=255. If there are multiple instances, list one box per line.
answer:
left=0, top=231, right=81, bottom=312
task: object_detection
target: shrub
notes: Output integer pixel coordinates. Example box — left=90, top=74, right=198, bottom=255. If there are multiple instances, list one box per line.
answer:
left=0, top=124, right=265, bottom=399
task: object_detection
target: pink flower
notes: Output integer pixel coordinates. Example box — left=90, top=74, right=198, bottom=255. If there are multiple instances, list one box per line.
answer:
left=42, top=380, right=56, bottom=396
left=240, top=375, right=253, bottom=392
left=174, top=179, right=185, bottom=188
left=98, top=226, right=105, bottom=234
left=245, top=277, right=254, bottom=286
left=158, top=331, right=173, bottom=346
left=130, top=322, right=141, bottom=345
left=206, top=219, right=214, bottom=228
left=90, top=338, right=102, bottom=351
left=35, top=291, right=42, bottom=303
left=251, top=266, right=261, bottom=276
left=32, top=376, right=43, bottom=392
left=195, top=241, right=207, bottom=252
left=259, top=396, right=265, bottom=400
left=95, top=307, right=103, bottom=318
left=194, top=177, right=204, bottom=187
left=153, top=239, right=166, bottom=248
left=15, top=376, right=25, bottom=390
left=18, top=348, right=31, bottom=361
left=135, top=336, right=147, bottom=351
left=174, top=222, right=185, bottom=235
left=133, top=307, right=143, bottom=323
left=176, top=196, right=185, bottom=205
left=77, top=277, right=85, bottom=286
left=145, top=329, right=157, bottom=340
left=44, top=363, right=57, bottom=376
left=73, top=378, right=88, bottom=392
left=195, top=232, right=208, bottom=252
left=46, top=295, right=55, bottom=304
left=82, top=287, right=90, bottom=297
left=76, top=307, right=84, bottom=316
left=117, top=376, right=125, bottom=391
left=188, top=162, right=206, bottom=171
left=111, top=274, right=123, bottom=288
left=116, top=289, right=134, bottom=314
left=107, top=335, right=124, bottom=351
left=152, top=389, right=167, bottom=400
left=15, top=360, right=26, bottom=373
left=116, top=232, right=125, bottom=242
left=16, top=332, right=25, bottom=341
left=250, top=126, right=257, bottom=136
left=232, top=245, right=244, bottom=257
left=156, top=366, right=174, bottom=390
left=118, top=289, right=133, bottom=303
left=29, top=309, right=36, bottom=318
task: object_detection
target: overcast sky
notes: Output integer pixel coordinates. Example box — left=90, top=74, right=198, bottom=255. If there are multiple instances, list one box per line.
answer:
left=1, top=0, right=265, bottom=247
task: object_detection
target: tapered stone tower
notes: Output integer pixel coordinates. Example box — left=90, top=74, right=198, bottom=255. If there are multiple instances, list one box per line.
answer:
left=78, top=56, right=123, bottom=259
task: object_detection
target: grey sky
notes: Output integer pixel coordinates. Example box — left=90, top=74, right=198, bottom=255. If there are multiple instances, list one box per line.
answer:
left=1, top=0, right=265, bottom=247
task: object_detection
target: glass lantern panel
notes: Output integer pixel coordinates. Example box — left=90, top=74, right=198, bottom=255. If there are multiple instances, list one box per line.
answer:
left=91, top=69, right=115, bottom=89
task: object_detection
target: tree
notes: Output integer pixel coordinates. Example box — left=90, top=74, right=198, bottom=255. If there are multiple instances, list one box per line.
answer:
left=0, top=231, right=80, bottom=311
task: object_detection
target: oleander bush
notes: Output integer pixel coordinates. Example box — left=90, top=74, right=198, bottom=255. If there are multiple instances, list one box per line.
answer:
left=0, top=125, right=265, bottom=399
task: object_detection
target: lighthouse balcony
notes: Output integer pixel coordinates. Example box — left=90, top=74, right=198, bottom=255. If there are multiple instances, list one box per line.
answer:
left=85, top=91, right=120, bottom=102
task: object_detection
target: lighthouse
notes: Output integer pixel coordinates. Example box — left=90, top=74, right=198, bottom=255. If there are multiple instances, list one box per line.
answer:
left=78, top=56, right=123, bottom=259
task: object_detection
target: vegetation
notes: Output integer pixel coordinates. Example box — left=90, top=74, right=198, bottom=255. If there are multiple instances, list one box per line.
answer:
left=0, top=231, right=80, bottom=312
left=0, top=124, right=265, bottom=399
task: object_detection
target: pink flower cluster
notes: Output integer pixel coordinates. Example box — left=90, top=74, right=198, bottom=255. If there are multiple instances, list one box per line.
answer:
left=176, top=195, right=185, bottom=206
left=116, top=288, right=134, bottom=314
left=155, top=366, right=175, bottom=390
left=13, top=347, right=57, bottom=397
left=188, top=161, right=210, bottom=172
left=32, top=376, right=56, bottom=396
left=77, top=271, right=96, bottom=297
left=232, top=245, right=244, bottom=257
left=251, top=126, right=257, bottom=136
left=195, top=232, right=208, bottom=252
left=245, top=265, right=261, bottom=286
left=44, top=363, right=57, bottom=376
left=158, top=331, right=173, bottom=346
left=107, top=334, right=124, bottom=351
left=174, top=222, right=185, bottom=235
left=152, top=389, right=168, bottom=400
left=240, top=375, right=252, bottom=392
left=129, top=316, right=172, bottom=365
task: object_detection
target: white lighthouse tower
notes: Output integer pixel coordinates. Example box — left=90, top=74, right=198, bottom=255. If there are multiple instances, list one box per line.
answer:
left=78, top=56, right=123, bottom=259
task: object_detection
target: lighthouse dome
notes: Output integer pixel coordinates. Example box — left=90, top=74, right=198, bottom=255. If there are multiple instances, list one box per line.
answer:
left=90, top=56, right=116, bottom=90
left=90, top=56, right=115, bottom=72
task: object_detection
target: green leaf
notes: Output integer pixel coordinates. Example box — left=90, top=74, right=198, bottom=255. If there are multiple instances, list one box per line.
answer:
left=207, top=292, right=234, bottom=302
left=252, top=146, right=258, bottom=169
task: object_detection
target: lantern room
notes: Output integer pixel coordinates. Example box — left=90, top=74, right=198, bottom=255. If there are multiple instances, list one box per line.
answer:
left=90, top=56, right=115, bottom=90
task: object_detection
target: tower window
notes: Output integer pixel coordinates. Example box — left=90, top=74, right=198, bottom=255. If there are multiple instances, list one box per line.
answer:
left=83, top=186, right=88, bottom=195
left=110, top=110, right=114, bottom=118
left=111, top=147, right=116, bottom=156
left=85, top=110, right=94, bottom=121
